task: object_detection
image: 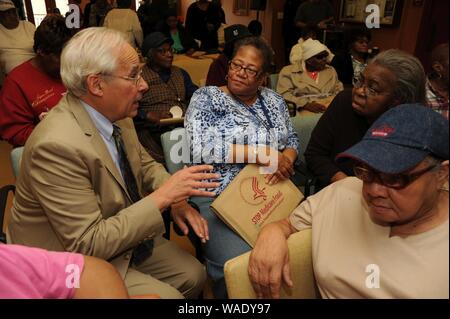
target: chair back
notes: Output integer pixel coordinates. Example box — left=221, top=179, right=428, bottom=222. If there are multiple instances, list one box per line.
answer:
left=0, top=184, right=15, bottom=243
left=291, top=114, right=322, bottom=163
left=160, top=128, right=190, bottom=174
left=268, top=73, right=279, bottom=91
left=160, top=128, right=204, bottom=261
left=10, top=147, right=24, bottom=179
left=224, top=229, right=319, bottom=299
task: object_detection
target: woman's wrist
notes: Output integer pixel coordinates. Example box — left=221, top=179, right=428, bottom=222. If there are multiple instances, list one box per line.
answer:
left=282, top=149, right=297, bottom=164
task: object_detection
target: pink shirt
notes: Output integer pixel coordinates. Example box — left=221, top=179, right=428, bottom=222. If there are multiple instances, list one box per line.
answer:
left=0, top=244, right=84, bottom=299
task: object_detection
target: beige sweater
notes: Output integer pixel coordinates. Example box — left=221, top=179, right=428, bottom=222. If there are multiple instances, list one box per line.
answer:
left=277, top=63, right=343, bottom=108
left=103, top=8, right=143, bottom=48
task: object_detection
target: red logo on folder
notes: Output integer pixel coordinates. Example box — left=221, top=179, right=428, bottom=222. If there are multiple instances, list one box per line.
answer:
left=240, top=177, right=268, bottom=206
left=252, top=177, right=267, bottom=201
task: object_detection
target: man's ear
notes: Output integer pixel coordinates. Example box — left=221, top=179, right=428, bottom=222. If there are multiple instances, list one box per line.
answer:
left=86, top=74, right=104, bottom=97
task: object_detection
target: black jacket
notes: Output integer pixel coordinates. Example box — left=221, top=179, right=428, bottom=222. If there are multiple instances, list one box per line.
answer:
left=331, top=53, right=354, bottom=86
left=305, top=89, right=370, bottom=188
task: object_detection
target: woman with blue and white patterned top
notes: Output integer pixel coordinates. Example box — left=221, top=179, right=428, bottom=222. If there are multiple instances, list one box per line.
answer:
left=185, top=36, right=300, bottom=299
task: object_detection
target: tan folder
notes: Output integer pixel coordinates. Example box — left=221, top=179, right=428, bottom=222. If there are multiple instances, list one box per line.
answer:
left=210, top=164, right=304, bottom=247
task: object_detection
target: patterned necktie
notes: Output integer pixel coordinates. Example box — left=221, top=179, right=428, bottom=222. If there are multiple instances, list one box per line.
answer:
left=112, top=125, right=141, bottom=203
left=112, top=125, right=153, bottom=265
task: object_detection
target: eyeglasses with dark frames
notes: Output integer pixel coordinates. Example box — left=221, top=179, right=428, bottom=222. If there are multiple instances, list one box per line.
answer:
left=353, top=164, right=439, bottom=189
left=102, top=69, right=144, bottom=86
left=228, top=60, right=260, bottom=78
left=155, top=47, right=174, bottom=56
left=353, top=75, right=389, bottom=97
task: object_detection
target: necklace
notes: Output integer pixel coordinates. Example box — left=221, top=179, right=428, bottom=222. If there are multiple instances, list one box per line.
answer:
left=307, top=71, right=319, bottom=81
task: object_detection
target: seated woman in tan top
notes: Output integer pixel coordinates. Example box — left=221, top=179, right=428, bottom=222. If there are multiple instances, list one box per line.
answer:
left=248, top=105, right=449, bottom=299
left=277, top=38, right=343, bottom=113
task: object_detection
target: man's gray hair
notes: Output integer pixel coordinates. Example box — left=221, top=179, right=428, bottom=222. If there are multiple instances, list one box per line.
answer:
left=61, top=27, right=128, bottom=97
left=370, top=49, right=426, bottom=104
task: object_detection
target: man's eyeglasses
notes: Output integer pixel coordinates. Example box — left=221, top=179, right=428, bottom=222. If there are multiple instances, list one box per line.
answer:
left=353, top=164, right=438, bottom=189
left=103, top=69, right=144, bottom=86
left=229, top=60, right=260, bottom=78
left=353, top=76, right=386, bottom=97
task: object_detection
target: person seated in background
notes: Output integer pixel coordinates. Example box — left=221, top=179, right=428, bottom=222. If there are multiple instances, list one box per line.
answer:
left=212, top=0, right=226, bottom=25
left=277, top=38, right=343, bottom=113
left=0, top=244, right=133, bottom=299
left=205, top=24, right=252, bottom=87
left=425, top=43, right=448, bottom=119
left=156, top=9, right=198, bottom=55
left=248, top=20, right=262, bottom=37
left=0, top=14, right=72, bottom=147
left=135, top=32, right=198, bottom=163
left=249, top=104, right=449, bottom=299
left=305, top=49, right=426, bottom=189
left=0, top=0, right=35, bottom=86
left=137, top=0, right=169, bottom=38
left=82, top=0, right=95, bottom=28
left=67, top=0, right=84, bottom=25
left=185, top=0, right=222, bottom=52
left=103, top=0, right=143, bottom=49
left=8, top=27, right=219, bottom=299
left=294, top=0, right=334, bottom=39
left=85, top=0, right=112, bottom=27
left=288, top=26, right=319, bottom=66
left=331, top=27, right=372, bottom=87
left=282, top=0, right=303, bottom=64
left=186, top=36, right=299, bottom=298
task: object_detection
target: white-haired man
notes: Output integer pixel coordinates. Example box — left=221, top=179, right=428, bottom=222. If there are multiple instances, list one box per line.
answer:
left=8, top=27, right=220, bottom=299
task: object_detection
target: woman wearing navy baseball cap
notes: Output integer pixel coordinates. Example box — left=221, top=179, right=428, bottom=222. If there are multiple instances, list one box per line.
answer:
left=249, top=104, right=448, bottom=299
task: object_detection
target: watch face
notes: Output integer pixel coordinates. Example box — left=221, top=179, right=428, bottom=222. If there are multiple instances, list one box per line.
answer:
left=169, top=105, right=183, bottom=118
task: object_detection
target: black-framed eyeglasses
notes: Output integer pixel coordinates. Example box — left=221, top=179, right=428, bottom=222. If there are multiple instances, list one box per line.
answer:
left=102, top=69, right=144, bottom=86
left=353, top=164, right=438, bottom=189
left=155, top=47, right=174, bottom=56
left=353, top=76, right=388, bottom=97
left=228, top=60, right=260, bottom=78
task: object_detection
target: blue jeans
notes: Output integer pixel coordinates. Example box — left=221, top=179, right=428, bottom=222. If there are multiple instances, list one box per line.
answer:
left=191, top=196, right=252, bottom=299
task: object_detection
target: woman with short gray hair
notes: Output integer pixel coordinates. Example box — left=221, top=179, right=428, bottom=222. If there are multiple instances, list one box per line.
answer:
left=305, top=49, right=427, bottom=190
left=370, top=49, right=426, bottom=105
